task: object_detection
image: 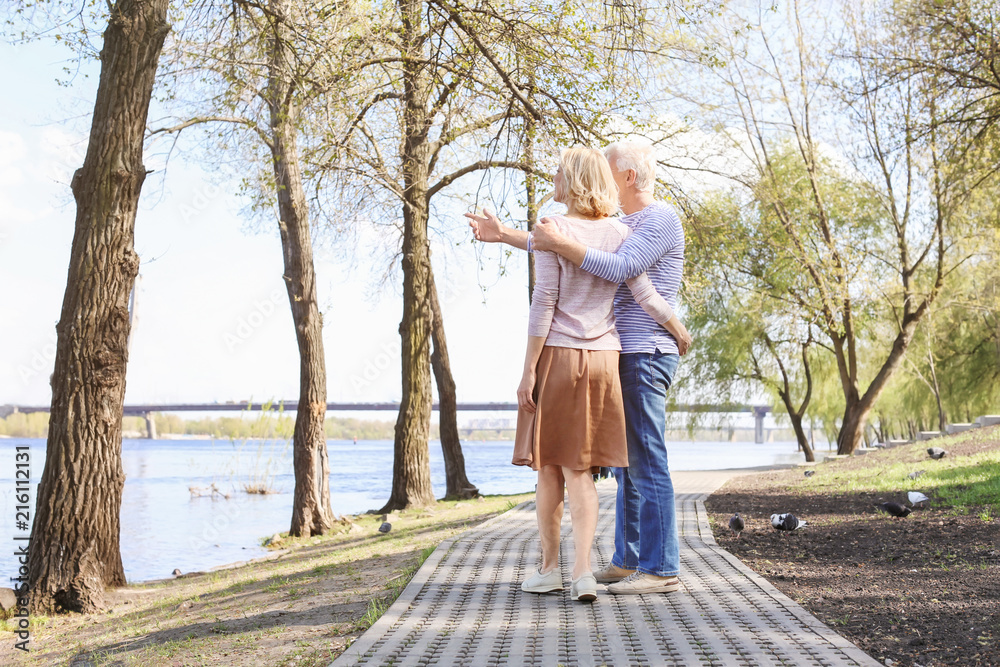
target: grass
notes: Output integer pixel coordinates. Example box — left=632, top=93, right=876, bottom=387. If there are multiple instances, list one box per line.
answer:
left=358, top=596, right=390, bottom=631
left=243, top=482, right=278, bottom=495
left=354, top=544, right=436, bottom=633
left=795, top=431, right=1000, bottom=511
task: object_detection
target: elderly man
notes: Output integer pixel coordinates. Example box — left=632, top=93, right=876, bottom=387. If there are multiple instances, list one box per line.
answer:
left=467, top=141, right=689, bottom=594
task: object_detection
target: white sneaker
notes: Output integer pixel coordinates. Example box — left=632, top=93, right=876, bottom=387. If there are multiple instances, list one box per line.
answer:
left=521, top=568, right=562, bottom=593
left=570, top=572, right=598, bottom=602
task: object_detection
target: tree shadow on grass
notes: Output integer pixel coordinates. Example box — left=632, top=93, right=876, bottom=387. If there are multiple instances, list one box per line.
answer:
left=64, top=547, right=415, bottom=665
left=55, top=508, right=530, bottom=665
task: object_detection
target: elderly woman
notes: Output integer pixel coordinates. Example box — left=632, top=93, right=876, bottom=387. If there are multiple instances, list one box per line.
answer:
left=510, top=147, right=688, bottom=602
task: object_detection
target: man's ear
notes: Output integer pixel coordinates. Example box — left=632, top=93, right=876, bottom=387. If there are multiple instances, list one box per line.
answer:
left=626, top=169, right=637, bottom=187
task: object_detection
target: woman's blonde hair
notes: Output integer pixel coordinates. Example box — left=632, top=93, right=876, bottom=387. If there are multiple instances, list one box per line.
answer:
left=555, top=147, right=619, bottom=218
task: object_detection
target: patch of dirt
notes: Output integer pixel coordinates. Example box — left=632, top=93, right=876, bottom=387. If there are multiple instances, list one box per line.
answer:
left=706, top=435, right=1000, bottom=667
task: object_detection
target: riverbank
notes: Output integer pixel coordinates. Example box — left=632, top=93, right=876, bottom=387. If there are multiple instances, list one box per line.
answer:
left=0, top=493, right=532, bottom=666
left=705, top=425, right=1000, bottom=667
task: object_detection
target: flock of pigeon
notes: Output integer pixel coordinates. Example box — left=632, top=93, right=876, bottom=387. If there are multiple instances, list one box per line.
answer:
left=726, top=447, right=947, bottom=539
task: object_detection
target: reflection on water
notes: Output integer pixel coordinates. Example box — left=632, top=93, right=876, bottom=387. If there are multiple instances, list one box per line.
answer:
left=0, top=437, right=825, bottom=583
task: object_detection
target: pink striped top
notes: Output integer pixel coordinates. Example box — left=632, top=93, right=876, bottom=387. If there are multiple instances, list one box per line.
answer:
left=527, top=215, right=674, bottom=351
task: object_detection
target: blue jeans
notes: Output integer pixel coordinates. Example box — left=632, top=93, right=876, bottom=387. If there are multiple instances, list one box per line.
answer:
left=612, top=351, right=680, bottom=577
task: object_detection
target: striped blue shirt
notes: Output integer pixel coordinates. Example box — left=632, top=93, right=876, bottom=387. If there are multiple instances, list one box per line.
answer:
left=579, top=202, right=685, bottom=354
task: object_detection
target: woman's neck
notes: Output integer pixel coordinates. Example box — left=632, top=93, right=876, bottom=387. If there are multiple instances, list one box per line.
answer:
left=565, top=203, right=602, bottom=220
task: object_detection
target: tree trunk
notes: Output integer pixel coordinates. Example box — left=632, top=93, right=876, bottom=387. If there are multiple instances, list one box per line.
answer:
left=383, top=198, right=435, bottom=510
left=428, top=269, right=479, bottom=500
left=775, top=384, right=815, bottom=462
left=382, top=0, right=436, bottom=512
left=927, top=349, right=947, bottom=432
left=836, top=320, right=920, bottom=454
left=837, top=398, right=874, bottom=455
left=787, top=409, right=815, bottom=462
left=28, top=0, right=170, bottom=614
left=267, top=0, right=334, bottom=537
left=524, top=112, right=538, bottom=302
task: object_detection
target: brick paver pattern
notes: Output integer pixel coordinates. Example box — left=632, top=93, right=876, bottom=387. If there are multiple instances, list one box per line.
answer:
left=333, top=470, right=881, bottom=666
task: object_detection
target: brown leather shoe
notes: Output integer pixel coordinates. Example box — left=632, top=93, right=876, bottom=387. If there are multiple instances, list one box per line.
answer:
left=593, top=563, right=635, bottom=583
left=607, top=572, right=681, bottom=595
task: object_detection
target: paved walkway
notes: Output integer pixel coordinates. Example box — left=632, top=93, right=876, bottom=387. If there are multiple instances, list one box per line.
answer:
left=333, top=470, right=880, bottom=666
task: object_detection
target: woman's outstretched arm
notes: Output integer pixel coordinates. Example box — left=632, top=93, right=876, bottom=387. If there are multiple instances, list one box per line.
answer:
left=466, top=209, right=530, bottom=251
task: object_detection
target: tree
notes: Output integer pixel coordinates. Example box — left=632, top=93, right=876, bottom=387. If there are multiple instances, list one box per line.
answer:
left=893, top=0, right=1000, bottom=145
left=672, top=0, right=991, bottom=454
left=26, top=0, right=171, bottom=613
left=310, top=0, right=642, bottom=510
left=152, top=1, right=353, bottom=535
left=685, top=187, right=823, bottom=460
left=882, top=205, right=1000, bottom=431
left=264, top=0, right=334, bottom=537
left=429, top=270, right=479, bottom=500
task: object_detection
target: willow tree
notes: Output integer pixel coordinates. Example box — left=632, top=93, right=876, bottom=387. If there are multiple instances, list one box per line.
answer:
left=894, top=0, right=1000, bottom=144
left=878, top=187, right=1000, bottom=433
left=685, top=186, right=824, bottom=461
left=23, top=0, right=171, bottom=613
left=672, top=0, right=992, bottom=454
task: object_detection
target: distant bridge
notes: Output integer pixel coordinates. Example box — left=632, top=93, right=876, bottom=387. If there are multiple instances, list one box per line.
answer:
left=2, top=402, right=773, bottom=442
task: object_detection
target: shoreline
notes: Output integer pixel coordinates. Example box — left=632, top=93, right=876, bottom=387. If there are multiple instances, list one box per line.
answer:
left=108, top=463, right=801, bottom=590
left=128, top=463, right=803, bottom=585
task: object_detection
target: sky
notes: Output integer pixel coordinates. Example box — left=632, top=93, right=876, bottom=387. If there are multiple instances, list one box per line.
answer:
left=0, top=38, right=537, bottom=412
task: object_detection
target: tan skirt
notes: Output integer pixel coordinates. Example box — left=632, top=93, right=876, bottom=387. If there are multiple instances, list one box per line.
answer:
left=513, top=346, right=628, bottom=472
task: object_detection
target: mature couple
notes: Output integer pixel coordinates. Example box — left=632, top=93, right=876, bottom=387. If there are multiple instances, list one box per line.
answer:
left=467, top=141, right=691, bottom=602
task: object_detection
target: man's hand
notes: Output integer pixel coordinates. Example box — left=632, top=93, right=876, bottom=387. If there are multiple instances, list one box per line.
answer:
left=671, top=319, right=693, bottom=356
left=465, top=209, right=505, bottom=243
left=532, top=216, right=566, bottom=252
left=533, top=216, right=587, bottom=266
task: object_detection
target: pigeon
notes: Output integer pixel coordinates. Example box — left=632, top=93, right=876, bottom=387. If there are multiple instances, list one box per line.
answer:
left=378, top=522, right=392, bottom=534
left=908, top=470, right=926, bottom=480
left=771, top=513, right=806, bottom=531
left=927, top=447, right=947, bottom=460
left=804, top=470, right=816, bottom=477
left=907, top=491, right=930, bottom=508
left=729, top=513, right=745, bottom=539
left=878, top=501, right=912, bottom=518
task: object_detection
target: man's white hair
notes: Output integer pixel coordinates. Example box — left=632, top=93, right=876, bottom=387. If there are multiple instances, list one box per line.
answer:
left=604, top=141, right=657, bottom=193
